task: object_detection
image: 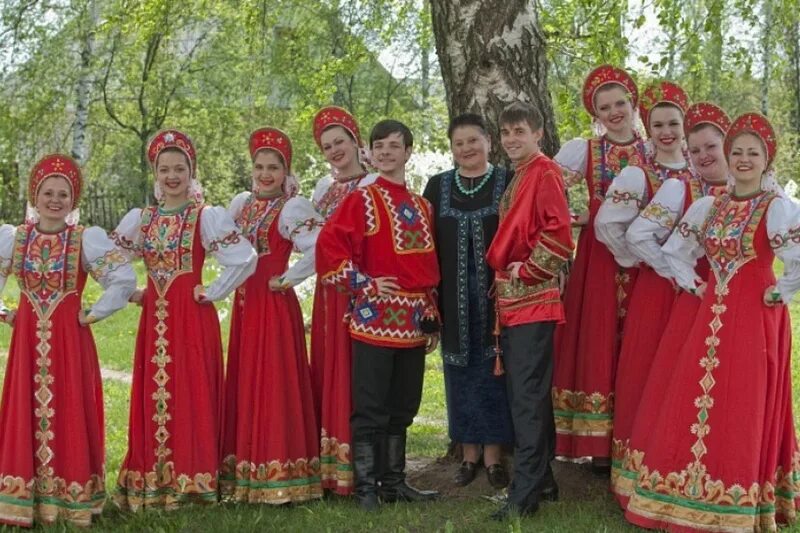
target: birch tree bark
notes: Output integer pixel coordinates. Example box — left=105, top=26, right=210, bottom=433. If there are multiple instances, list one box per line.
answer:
left=430, top=0, right=559, bottom=159
left=71, top=0, right=100, bottom=165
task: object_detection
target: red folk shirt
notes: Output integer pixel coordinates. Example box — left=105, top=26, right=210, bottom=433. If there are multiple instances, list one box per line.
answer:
left=316, top=177, right=441, bottom=348
left=486, top=153, right=574, bottom=327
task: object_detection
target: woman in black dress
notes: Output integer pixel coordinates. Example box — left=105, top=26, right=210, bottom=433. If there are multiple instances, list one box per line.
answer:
left=423, top=114, right=513, bottom=489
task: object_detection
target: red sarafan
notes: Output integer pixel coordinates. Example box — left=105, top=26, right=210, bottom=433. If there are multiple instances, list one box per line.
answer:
left=552, top=64, right=647, bottom=461
left=112, top=129, right=256, bottom=512
left=0, top=154, right=136, bottom=527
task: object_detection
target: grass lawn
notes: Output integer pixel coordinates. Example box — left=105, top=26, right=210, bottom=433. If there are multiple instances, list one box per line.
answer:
left=1, top=262, right=800, bottom=531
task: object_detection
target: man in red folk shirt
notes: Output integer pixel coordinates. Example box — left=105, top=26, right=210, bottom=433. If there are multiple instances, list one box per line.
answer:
left=316, top=120, right=441, bottom=510
left=486, top=102, right=574, bottom=520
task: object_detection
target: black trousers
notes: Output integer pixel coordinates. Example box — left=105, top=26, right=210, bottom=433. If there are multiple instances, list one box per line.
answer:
left=351, top=340, right=426, bottom=442
left=502, top=321, right=556, bottom=508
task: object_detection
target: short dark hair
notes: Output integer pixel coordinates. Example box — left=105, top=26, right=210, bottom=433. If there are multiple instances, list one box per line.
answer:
left=370, top=120, right=413, bottom=149
left=447, top=113, right=488, bottom=140
left=499, top=101, right=543, bottom=132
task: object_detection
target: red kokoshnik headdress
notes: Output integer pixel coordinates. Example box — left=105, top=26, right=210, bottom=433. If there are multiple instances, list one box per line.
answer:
left=28, top=154, right=83, bottom=209
left=683, top=102, right=731, bottom=137
left=582, top=64, right=639, bottom=116
left=147, top=129, right=197, bottom=178
left=725, top=112, right=778, bottom=167
left=312, top=106, right=363, bottom=148
left=249, top=127, right=293, bottom=173
left=639, top=81, right=690, bottom=132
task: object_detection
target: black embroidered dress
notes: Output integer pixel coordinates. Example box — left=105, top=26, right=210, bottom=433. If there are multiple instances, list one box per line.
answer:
left=423, top=167, right=513, bottom=444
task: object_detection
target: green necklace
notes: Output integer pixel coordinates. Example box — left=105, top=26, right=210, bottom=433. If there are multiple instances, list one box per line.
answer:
left=455, top=164, right=494, bottom=196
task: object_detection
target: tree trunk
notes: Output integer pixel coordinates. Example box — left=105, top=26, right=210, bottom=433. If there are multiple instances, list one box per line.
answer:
left=760, top=0, right=773, bottom=116
left=71, top=0, right=100, bottom=165
left=788, top=17, right=800, bottom=142
left=706, top=0, right=724, bottom=101
left=430, top=0, right=559, bottom=161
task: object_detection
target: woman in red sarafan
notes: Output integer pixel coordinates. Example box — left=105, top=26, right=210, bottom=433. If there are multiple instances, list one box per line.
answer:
left=309, top=106, right=376, bottom=495
left=221, top=127, right=323, bottom=504
left=614, top=102, right=732, bottom=506
left=551, top=65, right=647, bottom=466
left=111, top=130, right=256, bottom=512
left=595, top=81, right=694, bottom=493
left=625, top=113, right=800, bottom=532
left=0, top=154, right=136, bottom=527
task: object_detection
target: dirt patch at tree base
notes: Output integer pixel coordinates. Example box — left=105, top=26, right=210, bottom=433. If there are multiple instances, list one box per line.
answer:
left=407, top=456, right=609, bottom=502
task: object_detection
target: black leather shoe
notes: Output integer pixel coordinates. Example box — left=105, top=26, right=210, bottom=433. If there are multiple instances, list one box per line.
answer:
left=540, top=482, right=559, bottom=502
left=454, top=461, right=478, bottom=486
left=486, top=464, right=509, bottom=489
left=490, top=501, right=539, bottom=521
left=591, top=457, right=611, bottom=476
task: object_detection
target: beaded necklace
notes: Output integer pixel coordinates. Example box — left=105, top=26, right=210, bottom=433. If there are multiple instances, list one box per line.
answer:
left=454, top=164, right=494, bottom=196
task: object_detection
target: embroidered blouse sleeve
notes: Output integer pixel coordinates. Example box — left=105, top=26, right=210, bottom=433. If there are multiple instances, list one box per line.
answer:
left=767, top=197, right=800, bottom=302
left=316, top=190, right=374, bottom=296
left=278, top=196, right=324, bottom=286
left=554, top=138, right=588, bottom=188
left=662, top=196, right=715, bottom=292
left=200, top=205, right=257, bottom=301
left=595, top=165, right=647, bottom=267
left=81, top=226, right=137, bottom=322
left=227, top=191, right=251, bottom=222
left=312, top=175, right=333, bottom=211
left=626, top=178, right=686, bottom=279
left=110, top=208, right=143, bottom=260
left=0, top=224, right=16, bottom=320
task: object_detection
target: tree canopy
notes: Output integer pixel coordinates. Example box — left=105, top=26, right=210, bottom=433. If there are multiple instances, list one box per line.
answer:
left=0, top=0, right=798, bottom=224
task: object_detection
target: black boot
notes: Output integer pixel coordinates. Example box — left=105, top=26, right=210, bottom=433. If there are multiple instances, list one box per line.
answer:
left=378, top=433, right=439, bottom=503
left=353, top=440, right=379, bottom=511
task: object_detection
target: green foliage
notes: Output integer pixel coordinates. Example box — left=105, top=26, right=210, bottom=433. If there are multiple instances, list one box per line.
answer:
left=0, top=0, right=448, bottom=213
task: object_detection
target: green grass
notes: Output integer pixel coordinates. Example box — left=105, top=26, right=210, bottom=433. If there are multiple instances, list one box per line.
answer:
left=2, top=261, right=800, bottom=531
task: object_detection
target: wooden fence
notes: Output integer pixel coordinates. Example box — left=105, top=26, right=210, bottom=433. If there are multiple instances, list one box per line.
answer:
left=0, top=187, right=131, bottom=230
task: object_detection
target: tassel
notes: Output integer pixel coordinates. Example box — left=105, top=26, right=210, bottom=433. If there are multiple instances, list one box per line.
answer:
left=493, top=346, right=505, bottom=376
left=492, top=295, right=505, bottom=376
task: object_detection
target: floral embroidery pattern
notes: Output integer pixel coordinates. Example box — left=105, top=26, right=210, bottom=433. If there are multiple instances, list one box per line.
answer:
left=589, top=138, right=647, bottom=201
left=13, top=225, right=82, bottom=320
left=640, top=201, right=677, bottom=233
left=702, top=193, right=774, bottom=286
left=87, top=248, right=128, bottom=283
left=552, top=388, right=614, bottom=437
left=611, top=189, right=642, bottom=208
left=770, top=226, right=800, bottom=250
left=289, top=218, right=323, bottom=240
left=115, top=463, right=217, bottom=512
left=315, top=176, right=363, bottom=220
left=140, top=204, right=199, bottom=296
left=220, top=455, right=322, bottom=504
left=237, top=195, right=286, bottom=256
left=320, top=429, right=353, bottom=493
left=206, top=230, right=242, bottom=253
